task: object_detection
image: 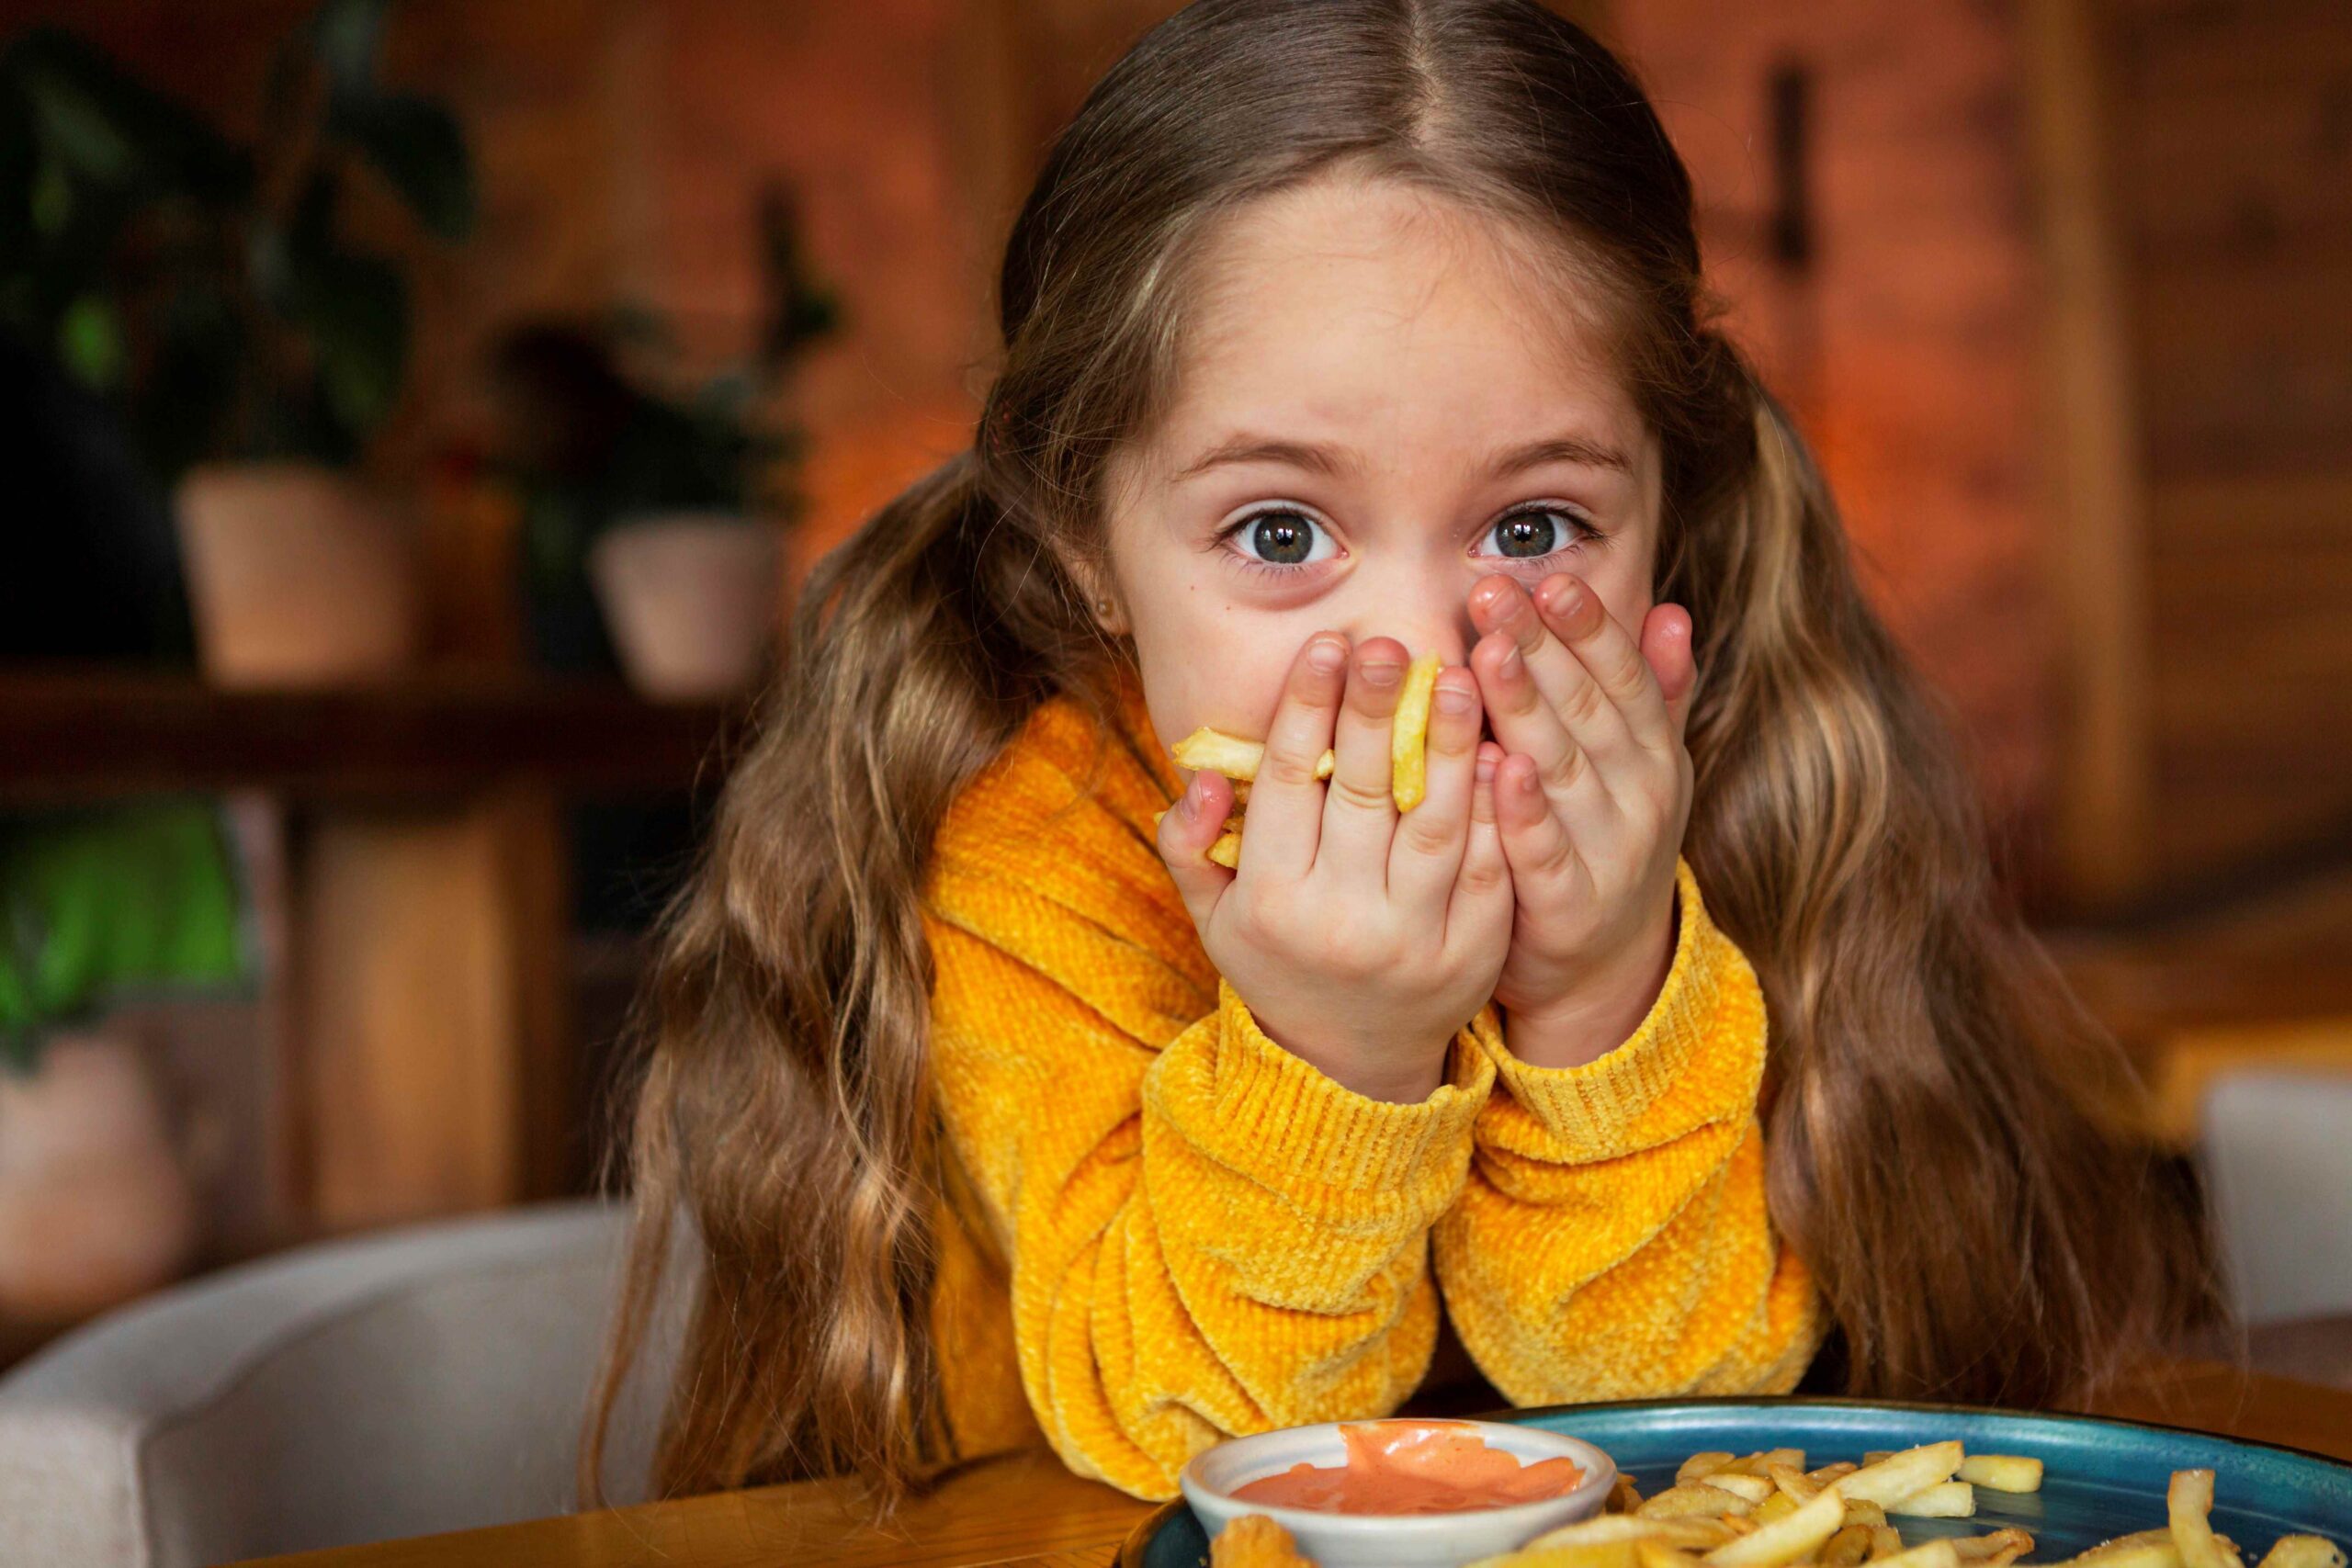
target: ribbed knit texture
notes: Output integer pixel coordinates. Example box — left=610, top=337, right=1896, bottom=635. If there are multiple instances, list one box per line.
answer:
left=918, top=671, right=1820, bottom=1499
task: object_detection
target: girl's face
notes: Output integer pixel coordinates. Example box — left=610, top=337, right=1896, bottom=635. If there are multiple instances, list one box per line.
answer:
left=1098, top=175, right=1664, bottom=752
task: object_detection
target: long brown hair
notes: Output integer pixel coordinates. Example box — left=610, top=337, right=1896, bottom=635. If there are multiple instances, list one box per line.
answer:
left=583, top=0, right=2207, bottom=1508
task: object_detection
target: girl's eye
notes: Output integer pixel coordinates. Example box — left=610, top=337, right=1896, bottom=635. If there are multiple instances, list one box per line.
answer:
left=1475, top=506, right=1598, bottom=564
left=1223, top=512, right=1336, bottom=566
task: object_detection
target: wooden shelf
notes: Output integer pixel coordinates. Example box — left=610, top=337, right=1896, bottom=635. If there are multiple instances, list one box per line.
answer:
left=0, top=669, right=736, bottom=805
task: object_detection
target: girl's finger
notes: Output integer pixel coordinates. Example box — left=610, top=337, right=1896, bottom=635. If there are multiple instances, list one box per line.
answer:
left=1238, top=631, right=1348, bottom=880
left=1471, top=625, right=1616, bottom=831
left=1642, top=603, right=1698, bottom=743
left=1495, top=750, right=1591, bottom=908
left=1533, top=573, right=1673, bottom=755
left=1470, top=575, right=1637, bottom=773
left=1389, top=665, right=1479, bottom=909
left=1320, top=637, right=1409, bottom=880
left=1444, top=740, right=1513, bottom=960
left=1156, top=767, right=1236, bottom=931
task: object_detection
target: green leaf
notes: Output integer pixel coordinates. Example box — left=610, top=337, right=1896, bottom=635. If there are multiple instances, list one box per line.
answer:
left=6, top=28, right=241, bottom=197
left=334, top=93, right=473, bottom=239
left=55, top=293, right=122, bottom=388
left=0, top=803, right=248, bottom=1051
left=28, top=153, right=71, bottom=235
left=305, top=250, right=410, bottom=434
left=309, top=0, right=392, bottom=102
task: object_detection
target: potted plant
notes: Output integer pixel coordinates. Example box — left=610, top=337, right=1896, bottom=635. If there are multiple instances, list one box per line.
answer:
left=0, top=804, right=247, bottom=1320
left=0, top=2, right=476, bottom=686
left=488, top=183, right=838, bottom=702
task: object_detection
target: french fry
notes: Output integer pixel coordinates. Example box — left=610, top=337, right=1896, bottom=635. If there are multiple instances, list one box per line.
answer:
left=1483, top=1443, right=2333, bottom=1568
left=1640, top=1540, right=1711, bottom=1568
left=1209, top=1513, right=1314, bottom=1568
left=1703, top=1484, right=1847, bottom=1568
left=1530, top=1517, right=1738, bottom=1551
left=1839, top=1442, right=1966, bottom=1508
left=2256, top=1540, right=2347, bottom=1568
left=1888, top=1483, right=1976, bottom=1519
left=1823, top=1524, right=1879, bottom=1568
left=1472, top=1544, right=1641, bottom=1568
left=2086, top=1533, right=2186, bottom=1557
left=1641, top=1484, right=1758, bottom=1520
left=1949, top=1529, right=2035, bottom=1568
left=1878, top=1544, right=1964, bottom=1568
left=1170, top=728, right=1336, bottom=784
left=1610, top=1473, right=1645, bottom=1515
left=1866, top=1452, right=1895, bottom=1466
left=1960, top=1455, right=2044, bottom=1494
left=1709, top=1474, right=1778, bottom=1505
left=1389, top=649, right=1441, bottom=811
left=1952, top=1529, right=2036, bottom=1562
left=1205, top=829, right=1242, bottom=868
left=2169, top=1470, right=2244, bottom=1568
left=2068, top=1545, right=2184, bottom=1568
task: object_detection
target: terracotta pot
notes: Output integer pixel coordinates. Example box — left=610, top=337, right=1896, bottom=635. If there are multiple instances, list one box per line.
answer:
left=0, top=1032, right=198, bottom=1321
left=176, top=461, right=421, bottom=686
left=589, top=513, right=782, bottom=701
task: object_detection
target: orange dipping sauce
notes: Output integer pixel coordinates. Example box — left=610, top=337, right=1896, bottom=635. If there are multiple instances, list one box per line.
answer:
left=1228, top=1420, right=1587, bottom=1516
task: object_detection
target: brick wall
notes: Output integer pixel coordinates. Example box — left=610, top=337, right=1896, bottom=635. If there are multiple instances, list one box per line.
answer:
left=1606, top=0, right=2056, bottom=840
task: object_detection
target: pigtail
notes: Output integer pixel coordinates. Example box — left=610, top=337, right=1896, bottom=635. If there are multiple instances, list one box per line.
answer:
left=581, top=446, right=1118, bottom=1506
left=1675, top=359, right=2211, bottom=1404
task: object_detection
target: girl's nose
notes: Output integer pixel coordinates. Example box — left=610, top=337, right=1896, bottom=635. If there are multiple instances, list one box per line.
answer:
left=1386, top=602, right=1478, bottom=671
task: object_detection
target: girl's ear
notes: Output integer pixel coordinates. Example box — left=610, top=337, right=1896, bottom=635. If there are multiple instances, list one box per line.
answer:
left=1063, top=551, right=1130, bottom=637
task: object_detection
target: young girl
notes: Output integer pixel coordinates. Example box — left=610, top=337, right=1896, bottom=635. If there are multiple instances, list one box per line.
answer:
left=585, top=0, right=2204, bottom=1507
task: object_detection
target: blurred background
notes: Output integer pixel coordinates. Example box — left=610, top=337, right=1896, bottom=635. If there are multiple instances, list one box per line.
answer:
left=0, top=0, right=2346, bottom=1391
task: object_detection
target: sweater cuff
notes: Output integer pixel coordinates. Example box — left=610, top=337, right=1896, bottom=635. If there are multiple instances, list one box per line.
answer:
left=1148, top=976, right=1495, bottom=1197
left=1478, top=859, right=1767, bottom=1164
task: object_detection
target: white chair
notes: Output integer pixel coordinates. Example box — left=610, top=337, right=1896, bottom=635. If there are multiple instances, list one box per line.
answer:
left=0, top=1200, right=685, bottom=1568
left=2199, top=1068, right=2352, bottom=1326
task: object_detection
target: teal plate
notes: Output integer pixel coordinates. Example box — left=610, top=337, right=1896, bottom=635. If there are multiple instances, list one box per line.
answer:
left=1118, top=1398, right=2352, bottom=1566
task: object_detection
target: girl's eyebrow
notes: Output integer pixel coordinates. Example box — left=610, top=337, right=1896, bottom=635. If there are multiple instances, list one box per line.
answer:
left=1171, top=430, right=1634, bottom=482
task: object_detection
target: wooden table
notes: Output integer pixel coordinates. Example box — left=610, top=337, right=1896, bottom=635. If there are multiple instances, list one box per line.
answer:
left=243, top=1361, right=2352, bottom=1568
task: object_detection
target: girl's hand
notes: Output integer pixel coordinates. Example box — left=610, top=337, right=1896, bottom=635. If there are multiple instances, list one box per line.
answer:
left=1157, top=632, right=1515, bottom=1103
left=1467, top=572, right=1697, bottom=1068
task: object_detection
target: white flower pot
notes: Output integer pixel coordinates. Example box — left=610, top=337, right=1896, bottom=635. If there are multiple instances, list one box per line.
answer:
left=0, top=1032, right=198, bottom=1320
left=589, top=513, right=782, bottom=701
left=176, top=461, right=421, bottom=687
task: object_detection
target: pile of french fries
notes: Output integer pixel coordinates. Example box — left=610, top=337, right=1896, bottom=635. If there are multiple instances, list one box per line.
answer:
left=1152, top=650, right=1442, bottom=868
left=1204, top=1439, right=2347, bottom=1568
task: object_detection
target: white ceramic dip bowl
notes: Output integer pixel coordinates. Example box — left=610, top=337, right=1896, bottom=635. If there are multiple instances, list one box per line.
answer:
left=1179, top=1417, right=1617, bottom=1568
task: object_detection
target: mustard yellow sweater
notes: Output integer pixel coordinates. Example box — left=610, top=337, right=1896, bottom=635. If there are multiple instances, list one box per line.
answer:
left=918, top=672, right=1820, bottom=1499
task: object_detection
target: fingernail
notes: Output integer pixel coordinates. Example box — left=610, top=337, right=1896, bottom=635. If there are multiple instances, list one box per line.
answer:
left=1516, top=765, right=1541, bottom=793
left=1476, top=750, right=1498, bottom=784
left=1435, top=682, right=1475, bottom=715
left=1307, top=637, right=1346, bottom=673
left=1362, top=660, right=1401, bottom=687
left=1498, top=643, right=1522, bottom=678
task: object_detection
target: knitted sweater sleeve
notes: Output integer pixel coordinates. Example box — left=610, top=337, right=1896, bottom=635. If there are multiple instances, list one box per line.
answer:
left=923, top=855, right=1504, bottom=1500
left=1431, top=859, right=1822, bottom=1405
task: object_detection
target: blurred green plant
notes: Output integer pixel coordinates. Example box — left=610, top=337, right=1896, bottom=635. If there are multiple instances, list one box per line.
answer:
left=601, top=183, right=842, bottom=523
left=0, top=0, right=474, bottom=479
left=0, top=804, right=248, bottom=1076
left=489, top=181, right=840, bottom=669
